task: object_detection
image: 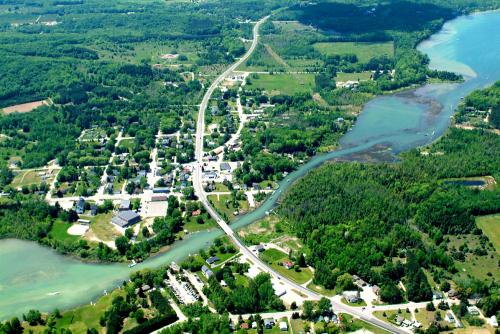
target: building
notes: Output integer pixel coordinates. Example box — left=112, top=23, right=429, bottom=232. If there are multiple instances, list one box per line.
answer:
left=220, top=162, right=231, bottom=172
left=111, top=210, right=141, bottom=228
left=90, top=204, right=98, bottom=216
left=282, top=261, right=294, bottom=270
left=256, top=244, right=265, bottom=252
left=75, top=197, right=85, bottom=214
left=489, top=316, right=498, bottom=328
left=394, top=316, right=404, bottom=326
left=445, top=311, right=455, bottom=323
left=279, top=321, right=288, bottom=331
left=206, top=256, right=220, bottom=265
left=264, top=318, right=274, bottom=329
left=372, top=285, right=380, bottom=295
left=153, top=187, right=170, bottom=194
left=151, top=194, right=168, bottom=202
left=343, top=290, right=361, bottom=303
left=201, top=265, right=213, bottom=279
left=119, top=199, right=130, bottom=211
left=467, top=306, right=480, bottom=316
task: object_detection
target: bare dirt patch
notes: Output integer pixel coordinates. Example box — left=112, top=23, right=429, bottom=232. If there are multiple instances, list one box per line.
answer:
left=2, top=100, right=49, bottom=114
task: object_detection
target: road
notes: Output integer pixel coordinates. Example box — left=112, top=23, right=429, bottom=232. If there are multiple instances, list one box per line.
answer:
left=192, top=15, right=407, bottom=334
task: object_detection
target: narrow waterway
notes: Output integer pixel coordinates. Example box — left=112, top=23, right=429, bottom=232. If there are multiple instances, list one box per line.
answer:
left=1, top=10, right=499, bottom=320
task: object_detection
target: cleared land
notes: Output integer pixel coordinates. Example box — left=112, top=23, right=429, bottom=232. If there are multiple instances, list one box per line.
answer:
left=313, top=41, right=394, bottom=63
left=1, top=99, right=48, bottom=114
left=11, top=170, right=43, bottom=188
left=476, top=214, right=500, bottom=251
left=246, top=73, right=315, bottom=95
left=335, top=71, right=373, bottom=82
left=260, top=248, right=313, bottom=284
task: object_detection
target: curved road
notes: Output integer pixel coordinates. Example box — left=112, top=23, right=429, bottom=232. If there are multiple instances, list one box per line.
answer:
left=192, top=15, right=407, bottom=334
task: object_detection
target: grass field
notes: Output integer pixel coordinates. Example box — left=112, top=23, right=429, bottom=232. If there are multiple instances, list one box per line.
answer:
left=88, top=213, right=121, bottom=242
left=335, top=71, right=373, bottom=82
left=306, top=282, right=336, bottom=297
left=313, top=41, right=394, bottom=63
left=342, top=314, right=393, bottom=334
left=246, top=73, right=315, bottom=95
left=207, top=194, right=249, bottom=221
left=260, top=248, right=313, bottom=284
left=183, top=215, right=218, bottom=233
left=415, top=308, right=437, bottom=329
left=49, top=220, right=80, bottom=243
left=476, top=214, right=500, bottom=251
left=11, top=170, right=43, bottom=188
left=374, top=309, right=412, bottom=325
left=341, top=297, right=367, bottom=307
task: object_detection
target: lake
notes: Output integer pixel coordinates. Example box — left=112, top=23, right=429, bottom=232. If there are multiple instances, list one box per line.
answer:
left=1, top=10, right=500, bottom=320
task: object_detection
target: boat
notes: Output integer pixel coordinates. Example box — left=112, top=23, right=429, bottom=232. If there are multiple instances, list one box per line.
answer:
left=128, top=260, right=137, bottom=268
left=47, top=291, right=60, bottom=296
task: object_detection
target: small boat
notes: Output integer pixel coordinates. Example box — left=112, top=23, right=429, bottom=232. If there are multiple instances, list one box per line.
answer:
left=128, top=260, right=137, bottom=268
left=47, top=291, right=60, bottom=296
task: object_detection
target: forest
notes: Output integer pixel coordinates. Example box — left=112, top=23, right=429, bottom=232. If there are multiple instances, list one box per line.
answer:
left=280, top=127, right=499, bottom=303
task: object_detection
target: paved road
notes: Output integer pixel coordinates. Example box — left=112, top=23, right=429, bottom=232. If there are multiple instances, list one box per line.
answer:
left=191, top=15, right=407, bottom=334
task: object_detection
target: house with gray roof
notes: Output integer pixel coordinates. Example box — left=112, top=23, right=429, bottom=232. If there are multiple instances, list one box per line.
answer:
left=111, top=210, right=141, bottom=228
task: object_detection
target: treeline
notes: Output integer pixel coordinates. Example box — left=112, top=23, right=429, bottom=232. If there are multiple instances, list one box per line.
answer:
left=280, top=128, right=499, bottom=302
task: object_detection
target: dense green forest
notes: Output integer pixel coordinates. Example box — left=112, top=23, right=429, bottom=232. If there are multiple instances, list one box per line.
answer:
left=280, top=127, right=499, bottom=302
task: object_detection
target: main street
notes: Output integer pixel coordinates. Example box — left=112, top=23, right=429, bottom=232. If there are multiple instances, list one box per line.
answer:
left=192, top=15, right=408, bottom=334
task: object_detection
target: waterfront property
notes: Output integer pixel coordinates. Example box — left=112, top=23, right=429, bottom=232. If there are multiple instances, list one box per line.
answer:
left=111, top=210, right=141, bottom=228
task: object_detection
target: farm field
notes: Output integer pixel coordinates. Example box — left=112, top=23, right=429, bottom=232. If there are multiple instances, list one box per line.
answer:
left=1, top=99, right=49, bottom=114
left=313, top=41, right=394, bottom=63
left=335, top=71, right=373, bottom=82
left=246, top=73, right=315, bottom=95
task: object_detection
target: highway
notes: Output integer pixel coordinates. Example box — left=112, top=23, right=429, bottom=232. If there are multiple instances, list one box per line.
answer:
left=192, top=15, right=408, bottom=334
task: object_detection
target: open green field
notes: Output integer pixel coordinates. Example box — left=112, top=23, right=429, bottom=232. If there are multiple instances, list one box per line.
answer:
left=374, top=309, right=412, bottom=325
left=313, top=41, right=394, bottom=63
left=11, top=170, right=43, bottom=188
left=476, top=214, right=500, bottom=251
left=342, top=314, right=393, bottom=334
left=246, top=73, right=315, bottom=95
left=335, top=71, right=373, bottom=82
left=341, top=297, right=367, bottom=307
left=183, top=215, right=218, bottom=233
left=306, top=282, right=336, bottom=297
left=87, top=213, right=121, bottom=242
left=49, top=220, right=80, bottom=243
left=207, top=194, right=249, bottom=221
left=260, top=248, right=313, bottom=284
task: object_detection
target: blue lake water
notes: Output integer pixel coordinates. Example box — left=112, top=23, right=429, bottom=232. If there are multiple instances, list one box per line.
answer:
left=1, top=10, right=500, bottom=320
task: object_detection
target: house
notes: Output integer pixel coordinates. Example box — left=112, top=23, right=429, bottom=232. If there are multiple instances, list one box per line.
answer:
left=75, top=198, right=85, bottom=214
left=445, top=311, right=455, bottom=323
left=119, top=199, right=130, bottom=211
left=90, top=204, right=98, bottom=216
left=448, top=289, right=459, bottom=299
left=141, top=285, right=151, bottom=292
left=252, top=321, right=257, bottom=329
left=252, top=183, right=261, bottom=191
left=343, top=290, right=361, bottom=303
left=264, top=318, right=275, bottom=329
left=153, top=187, right=170, bottom=194
left=467, top=306, right=480, bottom=316
left=489, top=315, right=498, bottom=328
left=206, top=256, right=220, bottom=265
left=151, top=195, right=168, bottom=202
left=201, top=265, right=213, bottom=279
left=282, top=261, right=294, bottom=270
left=191, top=209, right=201, bottom=217
left=394, top=315, right=404, bottom=326
left=279, top=321, right=288, bottom=331
left=220, top=280, right=227, bottom=287
left=372, top=285, right=380, bottom=295
left=220, top=162, right=231, bottom=172
left=256, top=244, right=265, bottom=252
left=111, top=210, right=141, bottom=228
left=240, top=323, right=249, bottom=330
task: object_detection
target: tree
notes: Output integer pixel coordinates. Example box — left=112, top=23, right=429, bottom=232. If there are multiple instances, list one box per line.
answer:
left=302, top=300, right=315, bottom=320
left=115, top=236, right=129, bottom=255
left=426, top=302, right=436, bottom=311
left=318, top=297, right=332, bottom=316
left=297, top=253, right=306, bottom=267
left=335, top=273, right=355, bottom=293
left=380, top=284, right=404, bottom=304
left=125, top=228, right=134, bottom=239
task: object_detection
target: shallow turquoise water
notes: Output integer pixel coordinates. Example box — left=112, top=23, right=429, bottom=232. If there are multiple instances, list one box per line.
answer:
left=1, top=10, right=500, bottom=320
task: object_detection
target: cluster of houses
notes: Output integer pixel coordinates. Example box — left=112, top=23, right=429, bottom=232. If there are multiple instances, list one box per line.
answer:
left=236, top=318, right=288, bottom=332
left=394, top=315, right=422, bottom=329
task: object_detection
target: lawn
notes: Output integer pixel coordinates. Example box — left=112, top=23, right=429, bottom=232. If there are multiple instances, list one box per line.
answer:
left=11, top=170, right=43, bottom=188
left=49, top=220, right=80, bottom=243
left=306, top=282, right=336, bottom=297
left=476, top=214, right=500, bottom=251
left=246, top=73, right=315, bottom=95
left=260, top=249, right=313, bottom=284
left=415, top=308, right=438, bottom=329
left=342, top=314, right=393, bottom=334
left=88, top=213, right=121, bottom=242
left=290, top=318, right=308, bottom=334
left=341, top=297, right=367, bottom=307
left=374, top=309, right=412, bottom=325
left=313, top=41, right=394, bottom=63
left=54, top=289, right=125, bottom=333
left=207, top=194, right=249, bottom=221
left=183, top=215, right=218, bottom=233
left=335, top=71, right=373, bottom=82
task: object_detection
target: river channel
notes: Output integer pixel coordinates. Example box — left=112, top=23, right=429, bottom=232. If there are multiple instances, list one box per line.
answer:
left=1, top=10, right=499, bottom=320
